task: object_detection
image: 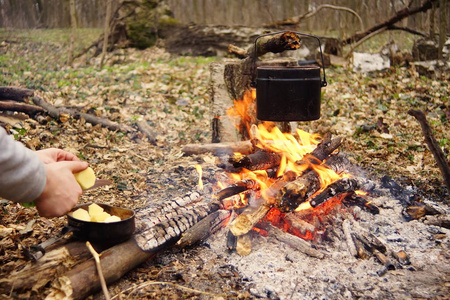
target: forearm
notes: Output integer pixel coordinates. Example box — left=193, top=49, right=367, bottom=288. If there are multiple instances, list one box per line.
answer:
left=0, top=128, right=46, bottom=203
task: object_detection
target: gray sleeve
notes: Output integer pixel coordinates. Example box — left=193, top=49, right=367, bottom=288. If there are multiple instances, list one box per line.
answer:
left=0, top=127, right=46, bottom=203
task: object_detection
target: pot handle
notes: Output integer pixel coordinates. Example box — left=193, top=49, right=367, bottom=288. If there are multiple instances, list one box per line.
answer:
left=251, top=31, right=327, bottom=88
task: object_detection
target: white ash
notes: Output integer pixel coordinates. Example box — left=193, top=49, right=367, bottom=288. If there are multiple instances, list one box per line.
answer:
left=195, top=191, right=449, bottom=299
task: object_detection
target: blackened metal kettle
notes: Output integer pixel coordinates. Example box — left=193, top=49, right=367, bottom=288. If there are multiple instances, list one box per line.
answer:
left=253, top=31, right=327, bottom=122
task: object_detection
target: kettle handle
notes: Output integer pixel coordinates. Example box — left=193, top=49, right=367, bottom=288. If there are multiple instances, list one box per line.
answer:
left=251, top=31, right=327, bottom=88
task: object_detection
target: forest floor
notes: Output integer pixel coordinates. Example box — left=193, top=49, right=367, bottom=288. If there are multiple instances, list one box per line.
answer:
left=0, top=29, right=448, bottom=299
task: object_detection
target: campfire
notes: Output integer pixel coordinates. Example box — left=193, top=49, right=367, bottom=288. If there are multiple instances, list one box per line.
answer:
left=201, top=88, right=377, bottom=256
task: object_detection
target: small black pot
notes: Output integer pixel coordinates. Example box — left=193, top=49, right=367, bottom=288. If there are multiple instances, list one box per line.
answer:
left=67, top=203, right=135, bottom=247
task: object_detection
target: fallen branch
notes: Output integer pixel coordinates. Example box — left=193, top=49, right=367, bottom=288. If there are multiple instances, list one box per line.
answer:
left=0, top=101, right=44, bottom=116
left=0, top=86, right=34, bottom=101
left=408, top=109, right=450, bottom=194
left=32, top=96, right=133, bottom=133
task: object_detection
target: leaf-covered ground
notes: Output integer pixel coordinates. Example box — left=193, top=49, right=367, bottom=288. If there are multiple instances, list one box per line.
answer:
left=0, top=29, right=448, bottom=298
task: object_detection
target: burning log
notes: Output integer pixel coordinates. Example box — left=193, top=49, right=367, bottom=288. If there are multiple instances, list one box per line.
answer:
left=309, top=177, right=375, bottom=208
left=217, top=179, right=258, bottom=201
left=229, top=149, right=281, bottom=171
left=229, top=197, right=272, bottom=237
left=277, top=154, right=350, bottom=212
left=267, top=224, right=326, bottom=259
left=283, top=213, right=317, bottom=236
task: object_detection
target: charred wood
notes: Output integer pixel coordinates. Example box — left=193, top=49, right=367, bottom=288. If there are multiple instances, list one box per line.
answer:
left=229, top=150, right=281, bottom=171
left=393, top=250, right=411, bottom=266
left=422, top=214, right=450, bottom=229
left=134, top=201, right=221, bottom=252
left=135, top=191, right=203, bottom=232
left=283, top=213, right=316, bottom=236
left=176, top=210, right=231, bottom=248
left=309, top=177, right=375, bottom=208
left=403, top=204, right=441, bottom=220
left=342, top=193, right=380, bottom=214
left=267, top=224, right=326, bottom=259
left=277, top=154, right=350, bottom=212
left=342, top=219, right=358, bottom=258
left=0, top=86, right=34, bottom=101
left=373, top=249, right=395, bottom=270
left=217, top=179, right=258, bottom=201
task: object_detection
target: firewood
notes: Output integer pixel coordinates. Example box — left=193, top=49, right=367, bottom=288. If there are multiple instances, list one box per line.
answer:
left=182, top=140, right=254, bottom=156
left=0, top=241, right=91, bottom=293
left=48, top=238, right=156, bottom=300
left=229, top=198, right=271, bottom=237
left=276, top=154, right=350, bottom=212
left=134, top=201, right=221, bottom=252
left=236, top=232, right=252, bottom=256
left=216, top=179, right=258, bottom=201
left=228, top=149, right=281, bottom=171
left=0, top=86, right=34, bottom=101
left=176, top=210, right=231, bottom=248
left=283, top=213, right=316, bottom=235
left=309, top=177, right=375, bottom=208
left=267, top=224, right=326, bottom=259
left=342, top=193, right=380, bottom=214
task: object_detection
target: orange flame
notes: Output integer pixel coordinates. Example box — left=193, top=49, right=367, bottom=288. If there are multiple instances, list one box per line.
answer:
left=195, top=164, right=203, bottom=191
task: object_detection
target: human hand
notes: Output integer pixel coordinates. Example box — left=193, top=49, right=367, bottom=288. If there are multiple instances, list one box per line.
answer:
left=35, top=148, right=80, bottom=164
left=34, top=160, right=89, bottom=218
